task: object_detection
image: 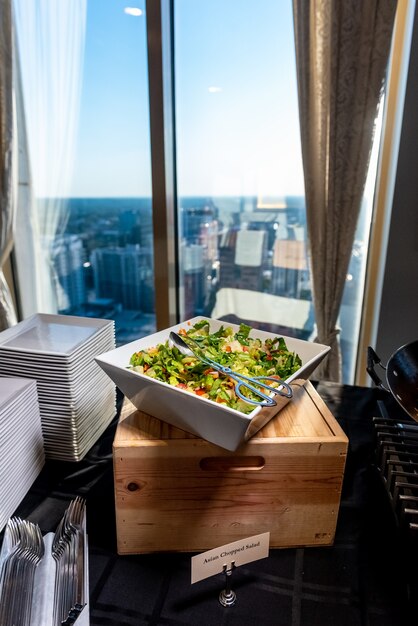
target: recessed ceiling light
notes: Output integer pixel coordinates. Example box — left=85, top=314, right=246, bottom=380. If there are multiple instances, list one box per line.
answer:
left=124, top=7, right=143, bottom=17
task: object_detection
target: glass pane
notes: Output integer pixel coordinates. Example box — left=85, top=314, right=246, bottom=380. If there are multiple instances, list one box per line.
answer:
left=174, top=0, right=382, bottom=383
left=340, top=101, right=384, bottom=381
left=174, top=1, right=310, bottom=334
left=13, top=0, right=155, bottom=345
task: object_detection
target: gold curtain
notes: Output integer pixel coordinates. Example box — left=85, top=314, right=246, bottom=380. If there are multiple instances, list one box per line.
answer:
left=0, top=0, right=17, bottom=331
left=293, top=0, right=397, bottom=381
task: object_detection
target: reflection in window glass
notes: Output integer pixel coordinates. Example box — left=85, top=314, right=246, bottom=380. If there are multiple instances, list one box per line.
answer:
left=174, top=0, right=381, bottom=382
left=175, top=1, right=310, bottom=333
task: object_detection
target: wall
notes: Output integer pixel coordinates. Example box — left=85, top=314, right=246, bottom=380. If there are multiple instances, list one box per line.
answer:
left=375, top=3, right=418, bottom=362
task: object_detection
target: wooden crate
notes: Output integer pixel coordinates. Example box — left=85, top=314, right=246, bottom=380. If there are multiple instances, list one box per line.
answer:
left=113, top=381, right=348, bottom=554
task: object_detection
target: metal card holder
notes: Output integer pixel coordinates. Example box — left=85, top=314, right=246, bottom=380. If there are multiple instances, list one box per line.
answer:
left=219, top=562, right=237, bottom=607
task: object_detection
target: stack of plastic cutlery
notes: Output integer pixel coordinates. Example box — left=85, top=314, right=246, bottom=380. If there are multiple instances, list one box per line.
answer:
left=0, top=498, right=89, bottom=626
left=52, top=497, right=87, bottom=625
left=0, top=518, right=44, bottom=625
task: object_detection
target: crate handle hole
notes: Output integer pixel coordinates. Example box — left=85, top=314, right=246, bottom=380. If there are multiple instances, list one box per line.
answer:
left=199, top=456, right=265, bottom=471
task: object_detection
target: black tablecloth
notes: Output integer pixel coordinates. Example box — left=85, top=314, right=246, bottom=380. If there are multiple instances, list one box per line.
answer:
left=5, top=382, right=417, bottom=625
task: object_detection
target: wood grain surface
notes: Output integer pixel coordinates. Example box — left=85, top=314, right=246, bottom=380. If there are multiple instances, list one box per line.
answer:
left=113, top=381, right=348, bottom=554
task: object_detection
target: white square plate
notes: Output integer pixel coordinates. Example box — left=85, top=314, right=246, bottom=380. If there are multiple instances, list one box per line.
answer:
left=0, top=313, right=113, bottom=356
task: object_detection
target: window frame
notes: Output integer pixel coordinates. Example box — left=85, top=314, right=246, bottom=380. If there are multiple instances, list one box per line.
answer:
left=146, top=0, right=179, bottom=329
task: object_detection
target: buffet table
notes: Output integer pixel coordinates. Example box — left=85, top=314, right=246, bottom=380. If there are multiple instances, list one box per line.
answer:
left=4, top=381, right=416, bottom=625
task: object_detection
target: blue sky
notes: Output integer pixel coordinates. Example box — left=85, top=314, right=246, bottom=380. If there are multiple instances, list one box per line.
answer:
left=71, top=0, right=305, bottom=198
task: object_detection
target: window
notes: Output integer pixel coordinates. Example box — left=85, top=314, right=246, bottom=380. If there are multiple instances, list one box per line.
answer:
left=13, top=0, right=387, bottom=382
left=175, top=0, right=310, bottom=334
left=174, top=0, right=379, bottom=382
left=13, top=0, right=156, bottom=345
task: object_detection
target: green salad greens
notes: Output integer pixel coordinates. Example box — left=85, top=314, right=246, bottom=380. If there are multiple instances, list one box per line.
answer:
left=129, top=320, right=302, bottom=415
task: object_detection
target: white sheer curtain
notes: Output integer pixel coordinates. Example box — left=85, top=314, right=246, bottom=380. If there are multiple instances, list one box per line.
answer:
left=0, top=0, right=17, bottom=331
left=13, top=0, right=87, bottom=314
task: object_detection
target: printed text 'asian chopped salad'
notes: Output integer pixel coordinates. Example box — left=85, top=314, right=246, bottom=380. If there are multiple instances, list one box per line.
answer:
left=128, top=321, right=301, bottom=415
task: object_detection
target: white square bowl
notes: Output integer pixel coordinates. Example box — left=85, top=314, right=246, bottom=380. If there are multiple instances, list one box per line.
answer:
left=95, top=316, right=330, bottom=451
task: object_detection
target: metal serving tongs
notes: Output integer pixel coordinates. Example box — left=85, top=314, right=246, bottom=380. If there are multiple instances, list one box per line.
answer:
left=169, top=331, right=293, bottom=407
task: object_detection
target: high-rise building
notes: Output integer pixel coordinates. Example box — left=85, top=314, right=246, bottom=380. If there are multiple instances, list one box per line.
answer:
left=179, top=202, right=219, bottom=317
left=181, top=243, right=206, bottom=318
left=52, top=234, right=86, bottom=311
left=180, top=202, right=217, bottom=244
left=91, top=244, right=147, bottom=310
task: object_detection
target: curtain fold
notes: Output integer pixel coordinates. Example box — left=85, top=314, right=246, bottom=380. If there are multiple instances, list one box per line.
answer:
left=13, top=0, right=87, bottom=314
left=0, top=0, right=17, bottom=331
left=293, top=0, right=398, bottom=381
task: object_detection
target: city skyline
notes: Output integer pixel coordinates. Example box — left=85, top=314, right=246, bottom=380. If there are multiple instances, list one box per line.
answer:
left=45, top=192, right=361, bottom=382
left=57, top=195, right=310, bottom=306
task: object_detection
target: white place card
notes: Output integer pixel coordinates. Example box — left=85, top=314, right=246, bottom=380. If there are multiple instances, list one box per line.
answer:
left=191, top=532, right=270, bottom=584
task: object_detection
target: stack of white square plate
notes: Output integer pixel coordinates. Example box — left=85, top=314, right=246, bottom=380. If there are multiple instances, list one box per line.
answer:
left=0, top=378, right=45, bottom=531
left=0, top=314, right=116, bottom=461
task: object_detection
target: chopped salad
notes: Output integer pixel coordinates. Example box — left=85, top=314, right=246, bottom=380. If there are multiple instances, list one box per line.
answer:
left=128, top=320, right=302, bottom=415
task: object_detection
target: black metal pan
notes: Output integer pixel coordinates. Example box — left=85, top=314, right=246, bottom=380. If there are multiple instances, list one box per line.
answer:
left=367, top=340, right=418, bottom=423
